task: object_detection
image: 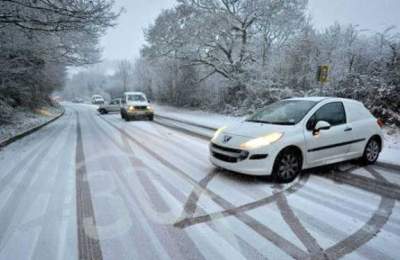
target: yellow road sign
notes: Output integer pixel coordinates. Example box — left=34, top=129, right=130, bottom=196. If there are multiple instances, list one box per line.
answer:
left=317, top=65, right=330, bottom=83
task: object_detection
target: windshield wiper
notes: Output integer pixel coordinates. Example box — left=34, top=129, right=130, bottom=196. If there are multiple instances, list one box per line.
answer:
left=246, top=119, right=295, bottom=125
left=270, top=122, right=296, bottom=125
left=245, top=119, right=272, bottom=124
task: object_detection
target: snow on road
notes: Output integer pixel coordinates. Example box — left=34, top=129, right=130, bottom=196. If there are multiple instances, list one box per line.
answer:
left=0, top=103, right=399, bottom=259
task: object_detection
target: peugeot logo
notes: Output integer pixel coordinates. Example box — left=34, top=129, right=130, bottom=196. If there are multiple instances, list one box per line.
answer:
left=223, top=135, right=232, bottom=143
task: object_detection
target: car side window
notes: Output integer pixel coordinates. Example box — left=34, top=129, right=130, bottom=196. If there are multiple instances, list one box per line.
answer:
left=307, top=102, right=346, bottom=130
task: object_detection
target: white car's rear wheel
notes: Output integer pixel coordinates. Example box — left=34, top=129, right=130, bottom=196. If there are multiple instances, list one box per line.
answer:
left=273, top=149, right=301, bottom=183
left=362, top=137, right=380, bottom=164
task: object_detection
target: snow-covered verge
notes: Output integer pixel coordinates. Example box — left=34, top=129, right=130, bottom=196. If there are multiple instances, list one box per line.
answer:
left=0, top=105, right=63, bottom=143
left=153, top=104, right=244, bottom=129
left=381, top=128, right=400, bottom=166
left=154, top=104, right=400, bottom=167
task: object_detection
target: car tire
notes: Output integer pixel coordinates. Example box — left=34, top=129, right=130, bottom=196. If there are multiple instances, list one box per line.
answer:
left=272, top=148, right=302, bottom=183
left=361, top=137, right=381, bottom=165
left=121, top=110, right=127, bottom=121
left=148, top=115, right=154, bottom=121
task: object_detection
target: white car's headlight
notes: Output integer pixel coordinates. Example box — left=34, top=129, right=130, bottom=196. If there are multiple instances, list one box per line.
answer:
left=211, top=126, right=226, bottom=142
left=146, top=105, right=153, bottom=110
left=240, top=132, right=283, bottom=150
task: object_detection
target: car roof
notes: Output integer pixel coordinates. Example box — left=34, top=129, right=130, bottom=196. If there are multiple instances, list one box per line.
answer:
left=124, top=92, right=145, bottom=95
left=286, top=96, right=330, bottom=102
left=286, top=96, right=360, bottom=104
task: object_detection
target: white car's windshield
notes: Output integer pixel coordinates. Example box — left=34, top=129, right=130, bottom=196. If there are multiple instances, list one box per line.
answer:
left=127, top=95, right=146, bottom=102
left=247, top=100, right=317, bottom=125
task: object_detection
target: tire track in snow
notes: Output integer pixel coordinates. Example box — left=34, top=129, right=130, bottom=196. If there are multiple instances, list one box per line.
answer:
left=98, top=112, right=398, bottom=259
left=0, top=113, right=71, bottom=251
left=106, top=120, right=288, bottom=259
left=311, top=166, right=395, bottom=259
left=88, top=113, right=205, bottom=260
left=275, top=191, right=325, bottom=259
left=318, top=165, right=400, bottom=200
left=178, top=169, right=219, bottom=220
left=0, top=111, right=72, bottom=192
left=175, top=173, right=308, bottom=228
left=75, top=113, right=103, bottom=260
left=99, top=115, right=309, bottom=259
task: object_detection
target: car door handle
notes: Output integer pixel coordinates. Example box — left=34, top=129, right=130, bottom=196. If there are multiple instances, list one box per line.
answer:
left=344, top=127, right=352, bottom=132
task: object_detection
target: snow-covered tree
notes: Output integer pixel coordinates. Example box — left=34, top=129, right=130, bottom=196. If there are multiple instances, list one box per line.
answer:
left=0, top=0, right=119, bottom=122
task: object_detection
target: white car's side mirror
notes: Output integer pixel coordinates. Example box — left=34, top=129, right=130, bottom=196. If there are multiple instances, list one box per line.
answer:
left=314, top=121, right=331, bottom=132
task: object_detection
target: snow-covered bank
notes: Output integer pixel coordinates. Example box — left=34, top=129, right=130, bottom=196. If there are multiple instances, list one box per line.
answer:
left=154, top=104, right=400, bottom=167
left=380, top=128, right=400, bottom=166
left=0, top=105, right=64, bottom=143
left=153, top=104, right=243, bottom=128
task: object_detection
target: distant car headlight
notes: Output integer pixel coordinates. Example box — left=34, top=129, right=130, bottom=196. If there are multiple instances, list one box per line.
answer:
left=240, top=132, right=283, bottom=150
left=147, top=105, right=153, bottom=111
left=128, top=106, right=135, bottom=111
left=211, top=126, right=226, bottom=142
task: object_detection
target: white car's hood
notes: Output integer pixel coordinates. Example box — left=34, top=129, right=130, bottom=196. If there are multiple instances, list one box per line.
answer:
left=223, top=121, right=294, bottom=138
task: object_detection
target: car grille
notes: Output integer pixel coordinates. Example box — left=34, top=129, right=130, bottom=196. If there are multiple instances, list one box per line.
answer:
left=210, top=143, right=248, bottom=163
left=134, top=106, right=147, bottom=110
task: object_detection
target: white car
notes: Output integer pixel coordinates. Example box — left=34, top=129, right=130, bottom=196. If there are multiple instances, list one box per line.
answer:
left=210, top=97, right=384, bottom=182
left=120, top=92, right=154, bottom=121
left=92, top=95, right=105, bottom=105
left=98, top=98, right=122, bottom=114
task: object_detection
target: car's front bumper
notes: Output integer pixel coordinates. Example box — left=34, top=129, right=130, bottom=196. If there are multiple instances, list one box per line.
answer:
left=209, top=143, right=275, bottom=176
left=126, top=110, right=154, bottom=117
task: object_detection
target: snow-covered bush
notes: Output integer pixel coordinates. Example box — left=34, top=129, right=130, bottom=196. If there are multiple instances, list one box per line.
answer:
left=0, top=98, right=14, bottom=123
left=335, top=74, right=400, bottom=126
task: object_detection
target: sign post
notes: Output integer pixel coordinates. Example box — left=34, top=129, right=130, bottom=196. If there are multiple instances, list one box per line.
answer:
left=317, top=65, right=329, bottom=95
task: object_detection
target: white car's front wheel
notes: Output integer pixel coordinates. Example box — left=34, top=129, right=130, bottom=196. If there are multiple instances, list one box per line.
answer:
left=272, top=148, right=302, bottom=183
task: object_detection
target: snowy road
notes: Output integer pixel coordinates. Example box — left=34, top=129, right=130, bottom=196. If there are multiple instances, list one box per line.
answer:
left=1, top=103, right=400, bottom=260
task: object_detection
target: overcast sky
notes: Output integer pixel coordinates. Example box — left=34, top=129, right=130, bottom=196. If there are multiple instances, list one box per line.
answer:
left=100, top=0, right=400, bottom=61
